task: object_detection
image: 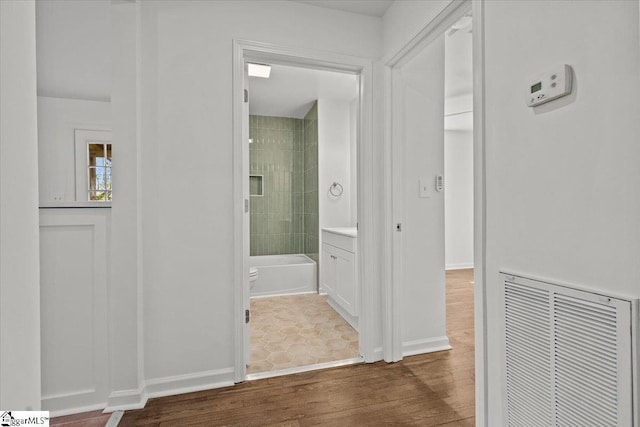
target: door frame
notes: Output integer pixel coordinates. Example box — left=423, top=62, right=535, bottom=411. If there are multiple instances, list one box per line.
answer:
left=383, top=0, right=487, bottom=425
left=232, top=40, right=376, bottom=382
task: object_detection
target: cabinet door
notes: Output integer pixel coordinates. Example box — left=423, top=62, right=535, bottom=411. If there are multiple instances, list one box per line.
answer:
left=335, top=248, right=356, bottom=317
left=321, top=243, right=336, bottom=296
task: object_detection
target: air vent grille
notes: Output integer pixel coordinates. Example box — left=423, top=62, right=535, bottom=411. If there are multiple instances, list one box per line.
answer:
left=503, top=273, right=634, bottom=427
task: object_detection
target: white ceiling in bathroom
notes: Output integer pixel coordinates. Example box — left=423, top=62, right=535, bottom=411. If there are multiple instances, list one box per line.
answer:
left=248, top=64, right=358, bottom=118
left=289, top=0, right=394, bottom=17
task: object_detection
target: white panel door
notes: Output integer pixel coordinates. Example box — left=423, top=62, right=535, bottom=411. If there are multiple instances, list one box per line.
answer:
left=40, top=212, right=109, bottom=413
left=393, top=35, right=447, bottom=350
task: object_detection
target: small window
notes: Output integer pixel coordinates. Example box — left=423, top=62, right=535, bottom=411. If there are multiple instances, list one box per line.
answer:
left=87, top=143, right=112, bottom=201
left=75, top=129, right=112, bottom=203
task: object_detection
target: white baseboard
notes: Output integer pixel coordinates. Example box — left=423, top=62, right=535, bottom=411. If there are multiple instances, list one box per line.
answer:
left=103, top=367, right=235, bottom=414
left=144, top=367, right=235, bottom=400
left=371, top=346, right=384, bottom=362
left=326, top=296, right=358, bottom=332
left=402, top=336, right=451, bottom=357
left=104, top=388, right=147, bottom=413
left=445, top=263, right=474, bottom=271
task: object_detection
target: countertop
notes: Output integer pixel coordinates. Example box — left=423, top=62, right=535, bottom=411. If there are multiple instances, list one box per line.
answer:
left=322, top=227, right=357, bottom=238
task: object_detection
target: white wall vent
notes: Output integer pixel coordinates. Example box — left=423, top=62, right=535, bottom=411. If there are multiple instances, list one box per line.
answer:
left=502, top=272, right=639, bottom=427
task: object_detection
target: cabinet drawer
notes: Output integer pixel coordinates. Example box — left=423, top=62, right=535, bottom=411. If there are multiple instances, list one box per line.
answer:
left=322, top=231, right=356, bottom=253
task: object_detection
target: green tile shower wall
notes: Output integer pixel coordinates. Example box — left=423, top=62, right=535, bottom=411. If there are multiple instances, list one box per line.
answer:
left=303, top=102, right=319, bottom=262
left=250, top=114, right=312, bottom=256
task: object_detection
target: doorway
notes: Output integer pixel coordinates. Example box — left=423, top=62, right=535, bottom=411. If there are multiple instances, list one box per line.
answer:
left=387, top=0, right=475, bottom=360
left=232, top=41, right=376, bottom=382
left=443, top=12, right=475, bottom=352
left=245, top=63, right=360, bottom=376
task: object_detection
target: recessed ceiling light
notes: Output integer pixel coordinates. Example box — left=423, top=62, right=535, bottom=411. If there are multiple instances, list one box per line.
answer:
left=247, top=63, right=271, bottom=78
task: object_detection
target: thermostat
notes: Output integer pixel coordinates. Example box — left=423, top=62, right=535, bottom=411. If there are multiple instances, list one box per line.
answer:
left=527, top=64, right=573, bottom=107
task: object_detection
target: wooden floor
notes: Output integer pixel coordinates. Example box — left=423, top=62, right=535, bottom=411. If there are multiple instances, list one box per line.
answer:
left=119, top=269, right=475, bottom=426
left=50, top=410, right=112, bottom=427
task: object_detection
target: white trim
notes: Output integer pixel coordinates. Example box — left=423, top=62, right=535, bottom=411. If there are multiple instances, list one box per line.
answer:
left=632, top=298, right=639, bottom=427
left=104, top=368, right=235, bottom=413
left=250, top=290, right=316, bottom=299
left=402, top=337, right=452, bottom=357
left=326, top=296, right=358, bottom=331
left=383, top=0, right=472, bottom=363
left=232, top=39, right=247, bottom=384
left=245, top=357, right=363, bottom=381
left=382, top=65, right=396, bottom=363
left=104, top=388, right=146, bottom=412
left=472, top=1, right=488, bottom=426
left=372, top=346, right=384, bottom=361
left=135, top=0, right=145, bottom=397
left=232, top=40, right=378, bottom=382
left=382, top=0, right=487, bottom=424
left=445, top=263, right=474, bottom=271
left=39, top=201, right=112, bottom=208
left=105, top=411, right=124, bottom=427
left=39, top=214, right=109, bottom=415
left=143, top=368, right=235, bottom=399
left=74, top=129, right=112, bottom=203
left=385, top=0, right=469, bottom=68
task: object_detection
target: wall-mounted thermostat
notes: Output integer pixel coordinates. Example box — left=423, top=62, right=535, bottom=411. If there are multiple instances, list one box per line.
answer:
left=527, top=64, right=573, bottom=107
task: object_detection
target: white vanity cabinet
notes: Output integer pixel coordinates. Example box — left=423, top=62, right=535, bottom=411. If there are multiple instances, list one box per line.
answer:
left=321, top=228, right=358, bottom=330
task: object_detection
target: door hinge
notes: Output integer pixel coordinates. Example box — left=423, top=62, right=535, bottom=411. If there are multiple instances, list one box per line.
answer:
left=244, top=89, right=249, bottom=103
left=245, top=309, right=250, bottom=324
left=244, top=198, right=249, bottom=213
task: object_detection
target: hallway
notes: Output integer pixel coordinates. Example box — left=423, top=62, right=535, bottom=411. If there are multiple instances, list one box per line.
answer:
left=116, top=269, right=475, bottom=426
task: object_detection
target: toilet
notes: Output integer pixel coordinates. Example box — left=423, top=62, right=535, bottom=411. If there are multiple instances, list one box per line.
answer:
left=249, top=267, right=258, bottom=291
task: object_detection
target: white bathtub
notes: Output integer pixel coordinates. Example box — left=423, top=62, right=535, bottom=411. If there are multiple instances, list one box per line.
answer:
left=250, top=254, right=317, bottom=297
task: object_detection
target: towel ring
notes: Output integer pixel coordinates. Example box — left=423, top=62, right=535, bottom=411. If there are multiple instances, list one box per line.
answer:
left=329, top=182, right=344, bottom=197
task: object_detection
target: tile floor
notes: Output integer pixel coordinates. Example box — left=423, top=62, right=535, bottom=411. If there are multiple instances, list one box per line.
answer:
left=247, top=294, right=359, bottom=374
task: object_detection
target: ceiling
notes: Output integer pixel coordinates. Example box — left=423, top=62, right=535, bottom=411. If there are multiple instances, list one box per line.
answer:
left=250, top=14, right=473, bottom=130
left=248, top=65, right=358, bottom=118
left=289, top=0, right=394, bottom=17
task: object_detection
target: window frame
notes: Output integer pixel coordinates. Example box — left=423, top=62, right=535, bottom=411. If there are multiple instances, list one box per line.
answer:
left=74, top=129, right=112, bottom=206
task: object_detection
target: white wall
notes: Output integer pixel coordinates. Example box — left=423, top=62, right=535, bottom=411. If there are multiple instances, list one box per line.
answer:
left=483, top=1, right=640, bottom=424
left=0, top=0, right=41, bottom=410
left=37, top=97, right=111, bottom=203
left=40, top=209, right=111, bottom=413
left=36, top=0, right=111, bottom=101
left=382, top=0, right=451, bottom=62
left=139, top=0, right=381, bottom=385
left=108, top=1, right=142, bottom=405
left=318, top=98, right=354, bottom=230
left=444, top=130, right=473, bottom=269
left=397, top=34, right=449, bottom=355
left=34, top=2, right=143, bottom=413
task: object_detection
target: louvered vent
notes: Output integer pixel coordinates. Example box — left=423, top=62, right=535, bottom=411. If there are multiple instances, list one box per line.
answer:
left=503, top=273, right=635, bottom=427
left=505, top=281, right=553, bottom=427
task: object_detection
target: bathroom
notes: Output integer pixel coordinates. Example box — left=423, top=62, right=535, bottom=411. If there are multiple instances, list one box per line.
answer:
left=246, top=63, right=360, bottom=375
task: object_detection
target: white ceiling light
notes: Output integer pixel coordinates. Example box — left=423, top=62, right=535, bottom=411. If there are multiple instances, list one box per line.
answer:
left=247, top=63, right=271, bottom=78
